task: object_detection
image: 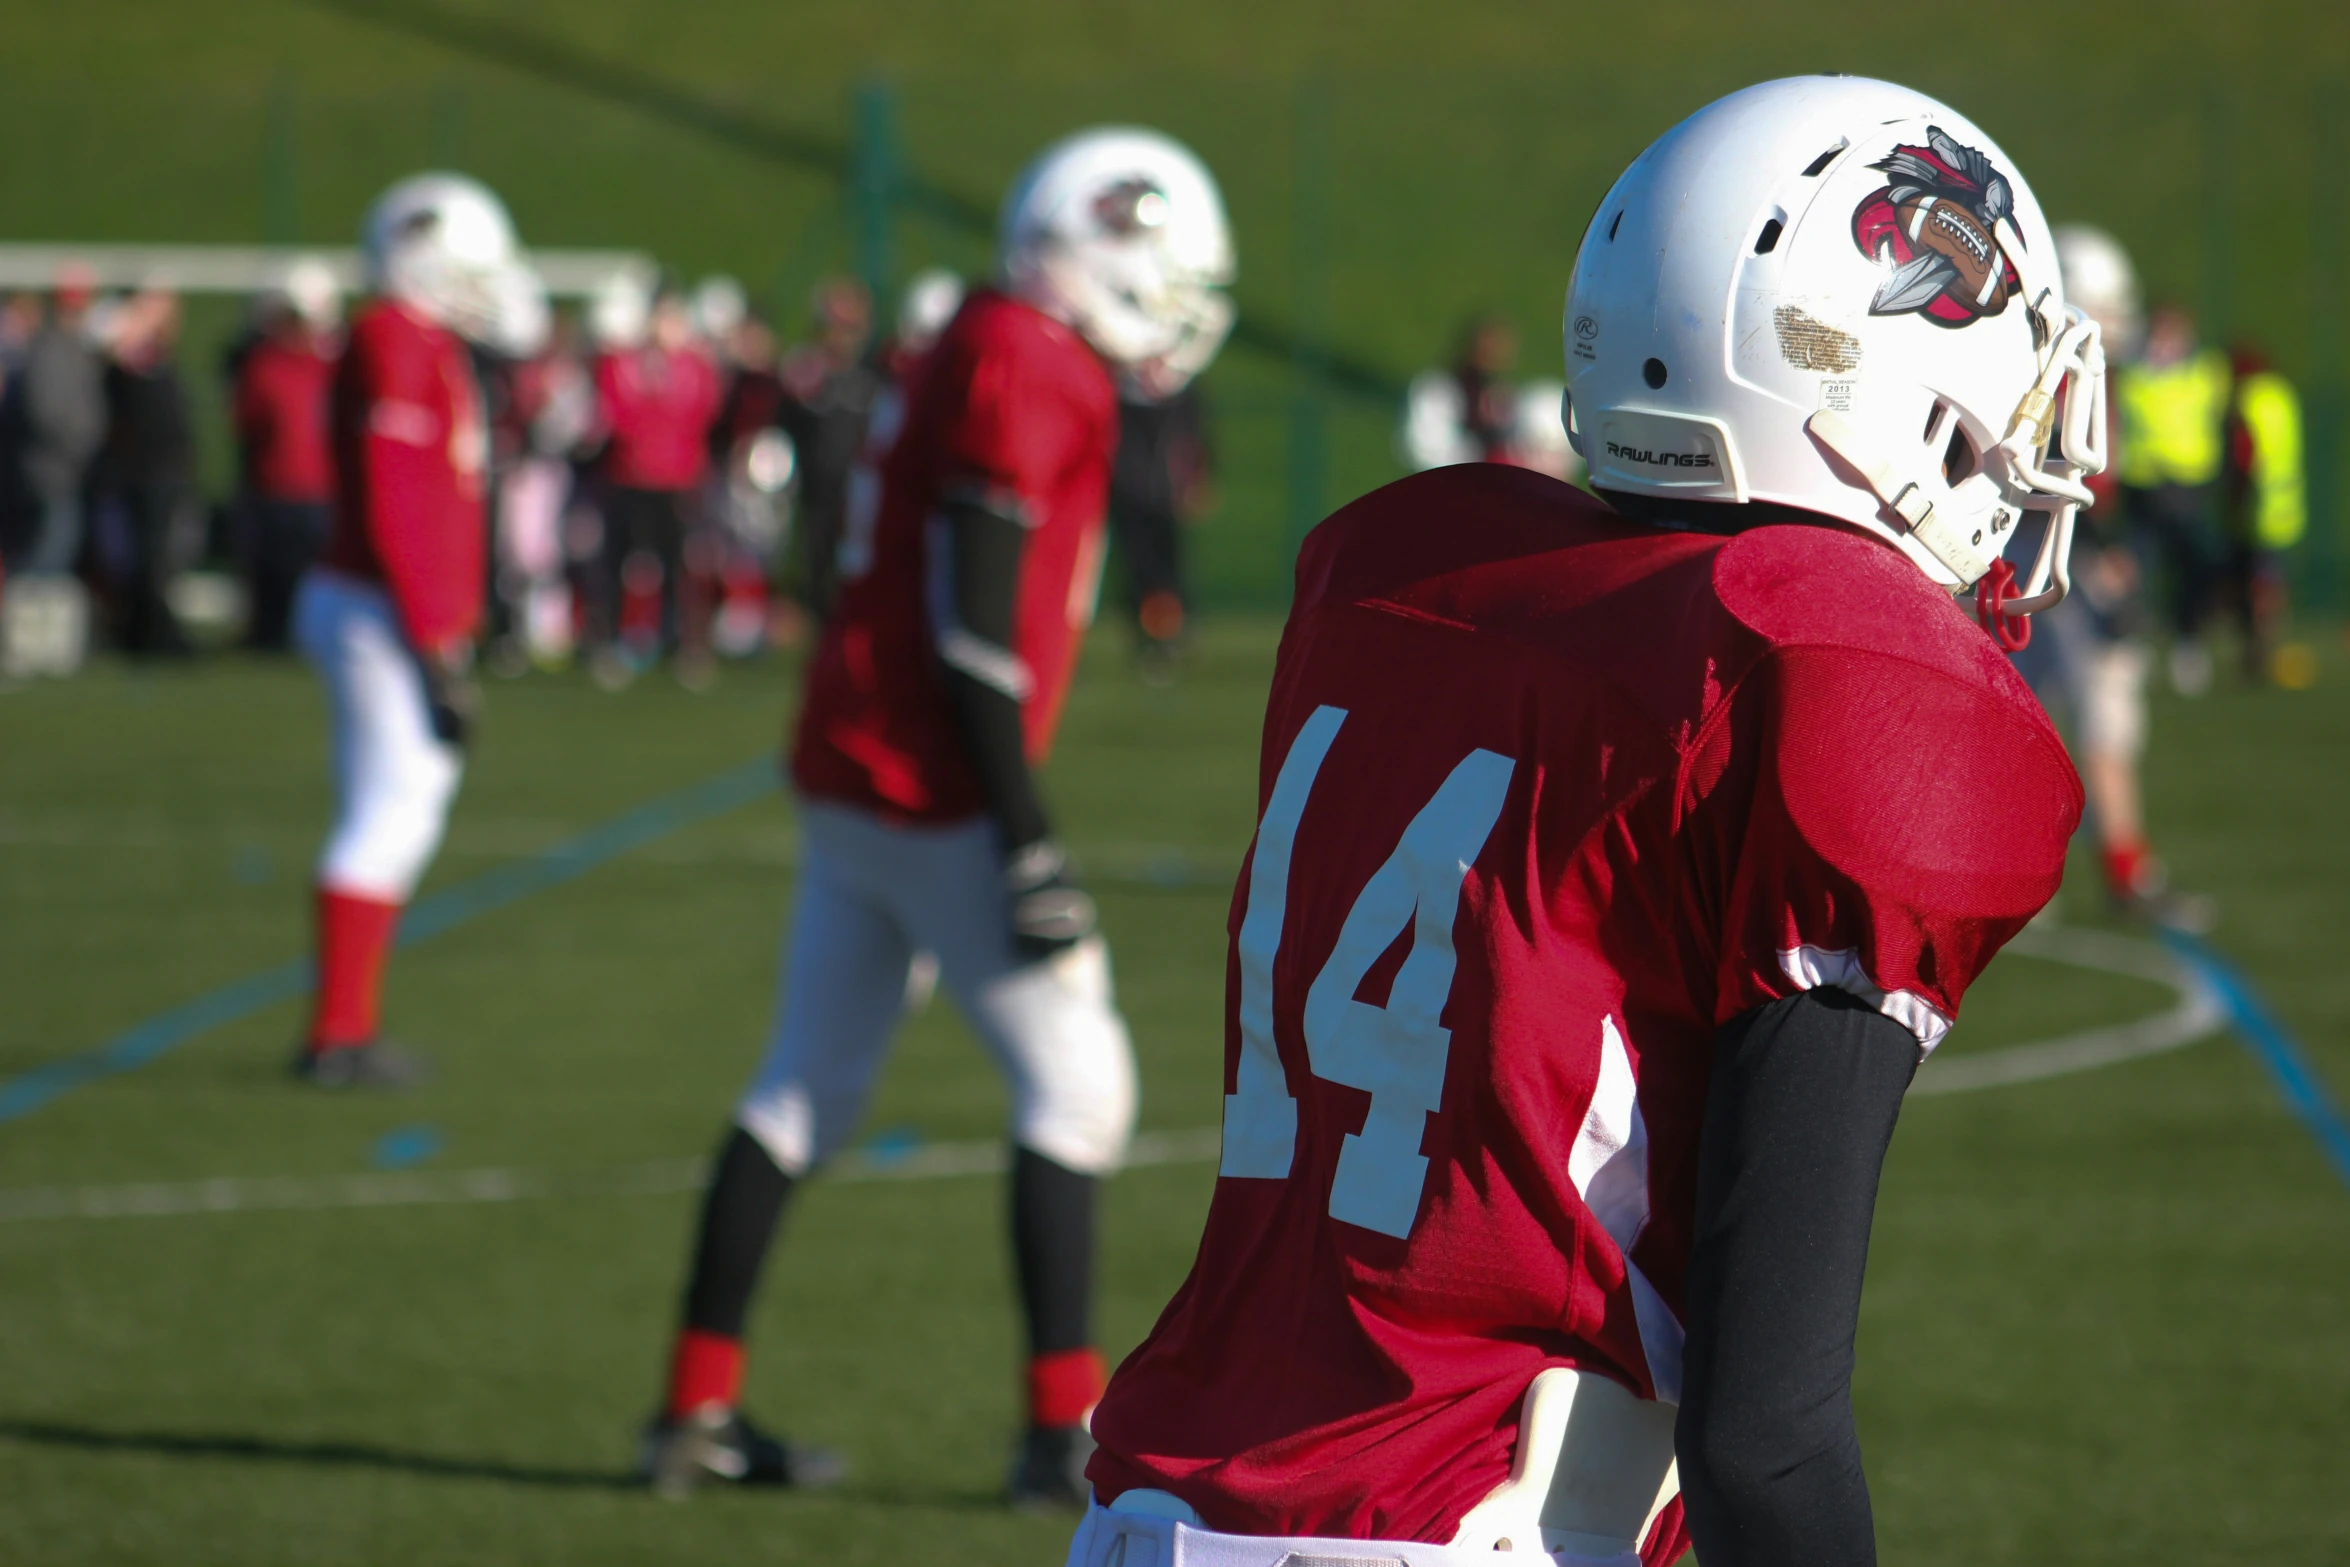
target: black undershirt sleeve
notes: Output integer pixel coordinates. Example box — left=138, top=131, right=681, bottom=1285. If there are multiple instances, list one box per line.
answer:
left=932, top=496, right=1051, bottom=853
left=1675, top=987, right=1920, bottom=1567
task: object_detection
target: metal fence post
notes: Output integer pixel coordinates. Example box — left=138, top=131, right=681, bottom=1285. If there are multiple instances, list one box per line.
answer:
left=264, top=76, right=297, bottom=244
left=853, top=79, right=899, bottom=311
left=2200, top=78, right=2235, bottom=349
left=1286, top=73, right=1333, bottom=590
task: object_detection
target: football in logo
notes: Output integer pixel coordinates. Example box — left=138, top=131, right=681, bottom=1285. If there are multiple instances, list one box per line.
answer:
left=1850, top=127, right=2022, bottom=327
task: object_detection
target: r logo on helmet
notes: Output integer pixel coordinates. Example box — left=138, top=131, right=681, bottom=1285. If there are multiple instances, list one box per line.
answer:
left=1850, top=128, right=2022, bottom=327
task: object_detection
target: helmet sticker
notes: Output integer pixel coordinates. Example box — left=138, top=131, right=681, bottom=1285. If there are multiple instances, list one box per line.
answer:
left=1091, top=177, right=1170, bottom=237
left=1850, top=128, right=2022, bottom=328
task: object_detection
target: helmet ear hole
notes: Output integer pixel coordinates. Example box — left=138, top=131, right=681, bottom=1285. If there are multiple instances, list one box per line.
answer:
left=1922, top=400, right=1949, bottom=445
left=1942, top=424, right=1978, bottom=485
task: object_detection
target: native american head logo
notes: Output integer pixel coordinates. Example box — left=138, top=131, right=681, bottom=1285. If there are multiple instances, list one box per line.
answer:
left=1850, top=128, right=2021, bottom=327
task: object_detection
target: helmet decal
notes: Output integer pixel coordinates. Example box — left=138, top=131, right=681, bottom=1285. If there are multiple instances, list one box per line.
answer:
left=1090, top=177, right=1171, bottom=237
left=1850, top=127, right=2022, bottom=328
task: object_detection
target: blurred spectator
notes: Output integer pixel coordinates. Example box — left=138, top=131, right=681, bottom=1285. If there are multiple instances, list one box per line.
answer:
left=1109, top=374, right=1215, bottom=682
left=592, top=279, right=721, bottom=687
left=1401, top=316, right=1521, bottom=469
left=97, top=286, right=199, bottom=656
left=1398, top=315, right=1580, bottom=483
left=706, top=309, right=794, bottom=656
left=2220, top=346, right=2305, bottom=685
left=1509, top=379, right=1581, bottom=484
left=0, top=274, right=106, bottom=676
left=777, top=276, right=881, bottom=620
left=2116, top=302, right=2231, bottom=694
left=0, top=292, right=39, bottom=376
left=694, top=274, right=748, bottom=347
left=497, top=309, right=596, bottom=669
left=233, top=262, right=341, bottom=650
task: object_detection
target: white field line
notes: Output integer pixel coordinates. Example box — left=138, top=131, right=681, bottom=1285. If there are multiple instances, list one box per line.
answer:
left=0, top=929, right=2213, bottom=1225
left=1912, top=921, right=2227, bottom=1095
left=0, top=1129, right=1225, bottom=1225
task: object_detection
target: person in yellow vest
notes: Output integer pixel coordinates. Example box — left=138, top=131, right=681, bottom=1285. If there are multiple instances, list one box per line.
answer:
left=2221, top=345, right=2305, bottom=683
left=2116, top=303, right=2232, bottom=694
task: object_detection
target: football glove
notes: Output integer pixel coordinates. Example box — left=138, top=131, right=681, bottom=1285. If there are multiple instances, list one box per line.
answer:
left=420, top=644, right=480, bottom=751
left=1004, top=839, right=1097, bottom=963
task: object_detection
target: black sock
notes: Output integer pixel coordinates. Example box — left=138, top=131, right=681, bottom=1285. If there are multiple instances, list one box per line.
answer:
left=1010, top=1145, right=1096, bottom=1358
left=681, top=1125, right=795, bottom=1338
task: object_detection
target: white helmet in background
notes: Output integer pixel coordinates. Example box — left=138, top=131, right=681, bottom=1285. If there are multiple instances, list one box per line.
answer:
left=361, top=172, right=536, bottom=346
left=898, top=266, right=966, bottom=354
left=1564, top=76, right=2105, bottom=637
left=1000, top=126, right=1235, bottom=392
left=589, top=268, right=652, bottom=350
left=279, top=256, right=342, bottom=331
left=694, top=274, right=748, bottom=343
left=2053, top=224, right=2142, bottom=361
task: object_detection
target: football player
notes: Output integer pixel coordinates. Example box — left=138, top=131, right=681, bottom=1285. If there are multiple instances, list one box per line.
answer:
left=291, top=174, right=543, bottom=1087
left=2026, top=227, right=2212, bottom=930
left=1069, top=76, right=2101, bottom=1567
left=640, top=127, right=1236, bottom=1504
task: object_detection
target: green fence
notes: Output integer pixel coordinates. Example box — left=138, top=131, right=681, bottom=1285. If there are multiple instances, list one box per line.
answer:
left=1, top=62, right=2344, bottom=613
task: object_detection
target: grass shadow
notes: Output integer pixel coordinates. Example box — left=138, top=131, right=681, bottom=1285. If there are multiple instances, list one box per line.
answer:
left=0, top=1419, right=630, bottom=1492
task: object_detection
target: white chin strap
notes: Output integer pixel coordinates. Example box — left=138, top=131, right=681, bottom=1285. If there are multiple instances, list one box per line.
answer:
left=1806, top=304, right=2106, bottom=618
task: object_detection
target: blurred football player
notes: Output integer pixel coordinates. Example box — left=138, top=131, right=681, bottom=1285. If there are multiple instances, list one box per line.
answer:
left=2028, top=227, right=2213, bottom=929
left=290, top=174, right=540, bottom=1087
left=1071, top=77, right=2099, bottom=1567
left=641, top=128, right=1235, bottom=1503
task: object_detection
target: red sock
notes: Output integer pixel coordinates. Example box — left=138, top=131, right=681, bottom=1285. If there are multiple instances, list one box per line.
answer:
left=666, top=1327, right=746, bottom=1417
left=309, top=886, right=402, bottom=1051
left=1027, top=1347, right=1106, bottom=1430
left=2101, top=840, right=2150, bottom=899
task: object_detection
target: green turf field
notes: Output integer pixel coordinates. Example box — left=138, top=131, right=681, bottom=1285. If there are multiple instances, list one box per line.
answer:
left=2, top=621, right=2347, bottom=1565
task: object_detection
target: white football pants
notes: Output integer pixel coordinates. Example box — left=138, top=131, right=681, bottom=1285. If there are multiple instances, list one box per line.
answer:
left=736, top=799, right=1138, bottom=1178
left=295, top=569, right=464, bottom=901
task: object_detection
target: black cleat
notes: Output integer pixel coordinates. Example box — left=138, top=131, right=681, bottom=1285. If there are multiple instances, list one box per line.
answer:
left=637, top=1406, right=846, bottom=1499
left=290, top=1039, right=431, bottom=1089
left=1007, top=1422, right=1095, bottom=1512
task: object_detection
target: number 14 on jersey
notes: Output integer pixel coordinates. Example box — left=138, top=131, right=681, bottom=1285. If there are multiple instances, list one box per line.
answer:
left=1221, top=704, right=1516, bottom=1239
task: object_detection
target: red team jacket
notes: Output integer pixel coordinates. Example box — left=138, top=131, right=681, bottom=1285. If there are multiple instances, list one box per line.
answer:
left=1088, top=465, right=2080, bottom=1545
left=234, top=334, right=337, bottom=503
left=791, top=290, right=1116, bottom=821
left=596, top=345, right=721, bottom=491
left=321, top=299, right=486, bottom=656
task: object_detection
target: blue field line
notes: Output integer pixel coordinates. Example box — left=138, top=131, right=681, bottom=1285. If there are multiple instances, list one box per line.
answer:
left=2162, top=929, right=2350, bottom=1192
left=0, top=758, right=778, bottom=1126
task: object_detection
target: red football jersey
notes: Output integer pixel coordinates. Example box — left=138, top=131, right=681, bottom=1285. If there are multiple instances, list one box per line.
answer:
left=791, top=289, right=1116, bottom=821
left=596, top=344, right=721, bottom=491
left=321, top=299, right=486, bottom=655
left=1088, top=465, right=2080, bottom=1544
left=235, top=333, right=337, bottom=503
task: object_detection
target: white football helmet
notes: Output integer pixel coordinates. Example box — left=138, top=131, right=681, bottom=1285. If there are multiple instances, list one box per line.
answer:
left=2053, top=224, right=2143, bottom=362
left=898, top=267, right=967, bottom=355
left=1564, top=76, right=2105, bottom=639
left=277, top=256, right=342, bottom=331
left=360, top=172, right=537, bottom=346
left=1000, top=127, right=1235, bottom=392
left=694, top=274, right=748, bottom=343
left=588, top=269, right=652, bottom=350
